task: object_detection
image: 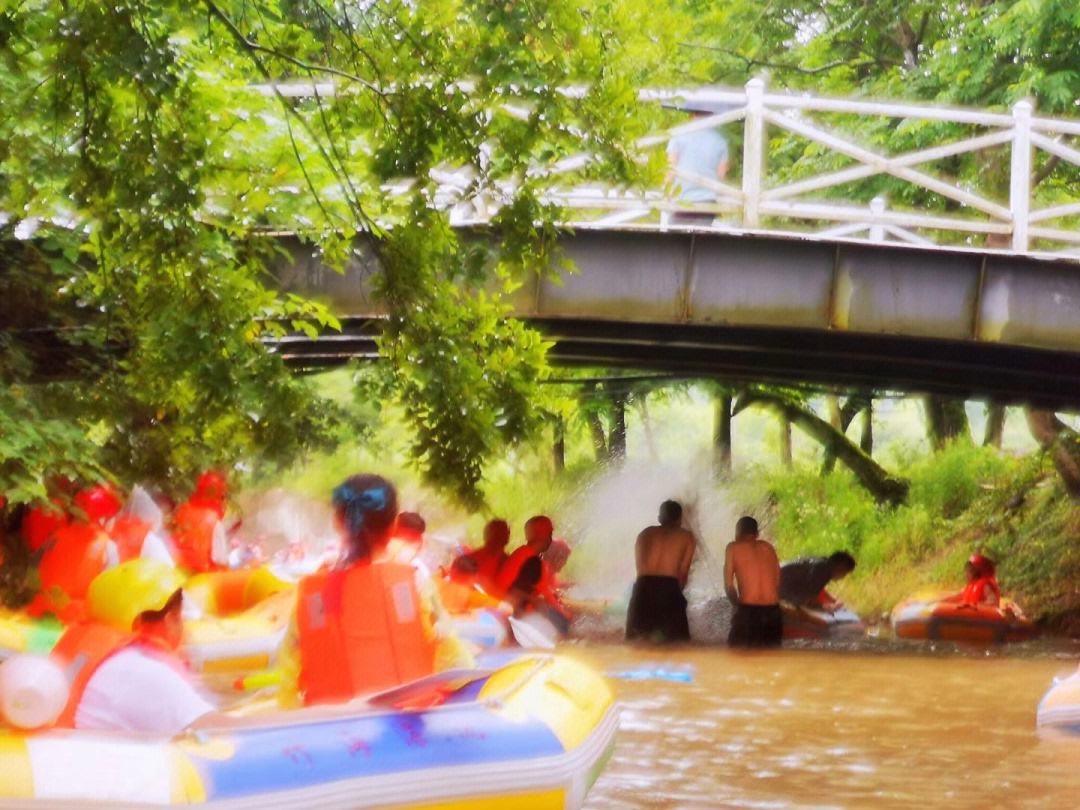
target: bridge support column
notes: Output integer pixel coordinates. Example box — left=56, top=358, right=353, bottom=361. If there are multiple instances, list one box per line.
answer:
left=1010, top=100, right=1033, bottom=252
left=742, top=77, right=766, bottom=229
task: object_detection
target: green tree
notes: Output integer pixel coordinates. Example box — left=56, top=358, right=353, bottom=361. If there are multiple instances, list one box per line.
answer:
left=1, top=0, right=675, bottom=507
left=675, top=0, right=1080, bottom=236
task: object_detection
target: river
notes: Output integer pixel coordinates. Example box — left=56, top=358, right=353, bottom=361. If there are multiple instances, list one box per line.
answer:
left=576, top=642, right=1080, bottom=808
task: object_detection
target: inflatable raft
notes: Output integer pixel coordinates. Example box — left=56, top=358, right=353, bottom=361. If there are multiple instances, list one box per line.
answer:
left=891, top=590, right=1036, bottom=643
left=450, top=608, right=509, bottom=649
left=182, top=568, right=294, bottom=675
left=183, top=589, right=293, bottom=676
left=781, top=604, right=865, bottom=640
left=0, top=654, right=618, bottom=809
left=1037, top=667, right=1080, bottom=736
left=0, top=568, right=295, bottom=676
left=0, top=610, right=63, bottom=660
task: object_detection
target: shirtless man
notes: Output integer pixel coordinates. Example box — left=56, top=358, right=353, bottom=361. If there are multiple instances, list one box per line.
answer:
left=625, top=500, right=696, bottom=643
left=724, top=516, right=782, bottom=648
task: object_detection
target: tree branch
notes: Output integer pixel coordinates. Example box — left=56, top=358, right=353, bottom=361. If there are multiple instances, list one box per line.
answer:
left=678, top=42, right=876, bottom=76
left=202, top=0, right=382, bottom=95
left=736, top=391, right=908, bottom=504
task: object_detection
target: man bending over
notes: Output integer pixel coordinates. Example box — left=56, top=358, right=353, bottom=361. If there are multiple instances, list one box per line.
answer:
left=779, top=551, right=857, bottom=612
left=625, top=500, right=696, bottom=643
left=724, top=516, right=782, bottom=648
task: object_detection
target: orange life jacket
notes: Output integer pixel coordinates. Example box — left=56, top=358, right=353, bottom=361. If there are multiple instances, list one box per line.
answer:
left=296, top=561, right=438, bottom=706
left=50, top=623, right=135, bottom=728
left=436, top=576, right=502, bottom=614
left=110, top=515, right=151, bottom=563
left=962, top=576, right=1001, bottom=607
left=172, top=502, right=221, bottom=573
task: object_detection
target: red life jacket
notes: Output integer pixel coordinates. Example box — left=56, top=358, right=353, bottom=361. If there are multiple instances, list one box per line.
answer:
left=962, top=576, right=1001, bottom=607
left=34, top=523, right=113, bottom=622
left=467, top=548, right=508, bottom=586
left=21, top=501, right=68, bottom=552
left=495, top=546, right=539, bottom=597
left=110, top=515, right=151, bottom=562
left=50, top=623, right=135, bottom=728
left=172, top=502, right=221, bottom=573
left=296, top=561, right=438, bottom=706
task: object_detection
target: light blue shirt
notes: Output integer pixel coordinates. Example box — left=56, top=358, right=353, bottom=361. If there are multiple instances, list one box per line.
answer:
left=667, top=129, right=729, bottom=202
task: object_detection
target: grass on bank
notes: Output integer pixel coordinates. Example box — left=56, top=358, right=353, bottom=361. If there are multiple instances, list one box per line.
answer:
left=737, top=441, right=1080, bottom=627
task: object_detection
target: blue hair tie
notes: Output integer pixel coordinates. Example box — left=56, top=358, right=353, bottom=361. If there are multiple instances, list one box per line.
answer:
left=333, top=484, right=389, bottom=537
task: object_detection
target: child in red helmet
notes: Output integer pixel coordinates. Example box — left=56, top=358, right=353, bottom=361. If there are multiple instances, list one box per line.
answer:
left=171, top=472, right=230, bottom=573
left=947, top=553, right=1001, bottom=608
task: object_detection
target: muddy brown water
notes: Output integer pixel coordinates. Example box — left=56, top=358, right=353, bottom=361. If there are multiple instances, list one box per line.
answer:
left=574, top=642, right=1080, bottom=809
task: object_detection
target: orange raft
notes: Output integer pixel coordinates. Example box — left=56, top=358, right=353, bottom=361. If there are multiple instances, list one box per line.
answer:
left=891, top=590, right=1037, bottom=643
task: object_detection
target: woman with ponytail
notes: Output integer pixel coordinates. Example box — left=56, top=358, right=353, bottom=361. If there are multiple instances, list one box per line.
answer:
left=278, top=474, right=470, bottom=708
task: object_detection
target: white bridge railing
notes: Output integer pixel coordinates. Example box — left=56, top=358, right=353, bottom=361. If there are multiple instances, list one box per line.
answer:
left=424, top=79, right=1080, bottom=257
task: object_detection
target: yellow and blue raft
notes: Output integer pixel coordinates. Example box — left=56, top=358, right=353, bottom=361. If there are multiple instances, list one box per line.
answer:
left=0, top=653, right=618, bottom=809
left=1037, top=666, right=1080, bottom=736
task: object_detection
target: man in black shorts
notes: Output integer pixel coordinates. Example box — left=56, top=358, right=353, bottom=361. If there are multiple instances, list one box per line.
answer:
left=724, top=516, right=782, bottom=648
left=626, top=500, right=696, bottom=643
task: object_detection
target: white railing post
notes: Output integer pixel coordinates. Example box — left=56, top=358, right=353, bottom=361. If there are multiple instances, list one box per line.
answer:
left=1010, top=99, right=1033, bottom=252
left=869, top=196, right=886, bottom=242
left=742, top=77, right=766, bottom=228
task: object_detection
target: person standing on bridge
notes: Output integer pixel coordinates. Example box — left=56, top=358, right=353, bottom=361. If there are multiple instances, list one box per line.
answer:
left=666, top=102, right=730, bottom=226
left=626, top=500, right=696, bottom=643
left=724, top=516, right=782, bottom=648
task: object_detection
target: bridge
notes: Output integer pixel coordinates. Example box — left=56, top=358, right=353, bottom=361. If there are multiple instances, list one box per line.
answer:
left=266, top=80, right=1080, bottom=407
left=269, top=228, right=1080, bottom=406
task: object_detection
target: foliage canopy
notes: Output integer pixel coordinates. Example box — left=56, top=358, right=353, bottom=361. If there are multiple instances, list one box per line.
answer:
left=0, top=0, right=676, bottom=506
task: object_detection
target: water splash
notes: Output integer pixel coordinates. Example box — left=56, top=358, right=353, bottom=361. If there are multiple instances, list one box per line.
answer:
left=234, top=488, right=339, bottom=565
left=561, top=451, right=739, bottom=606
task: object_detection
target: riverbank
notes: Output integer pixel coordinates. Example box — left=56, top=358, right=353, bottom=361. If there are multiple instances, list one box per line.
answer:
left=736, top=441, right=1080, bottom=634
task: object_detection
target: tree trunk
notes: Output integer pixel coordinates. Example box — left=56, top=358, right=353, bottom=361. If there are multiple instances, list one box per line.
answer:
left=924, top=396, right=970, bottom=449
left=552, top=415, right=566, bottom=473
left=713, top=393, right=733, bottom=477
left=822, top=396, right=867, bottom=474
left=860, top=400, right=874, bottom=456
left=827, top=396, right=842, bottom=429
left=779, top=414, right=793, bottom=467
left=737, top=393, right=909, bottom=505
left=609, top=392, right=628, bottom=461
left=637, top=396, right=659, bottom=463
left=582, top=383, right=608, bottom=462
left=1026, top=408, right=1080, bottom=498
left=586, top=413, right=607, bottom=462
left=983, top=403, right=1006, bottom=448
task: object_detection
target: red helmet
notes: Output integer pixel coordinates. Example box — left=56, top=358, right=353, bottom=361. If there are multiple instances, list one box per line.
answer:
left=195, top=471, right=228, bottom=502
left=74, top=485, right=122, bottom=525
left=394, top=512, right=426, bottom=545
left=968, top=553, right=995, bottom=578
